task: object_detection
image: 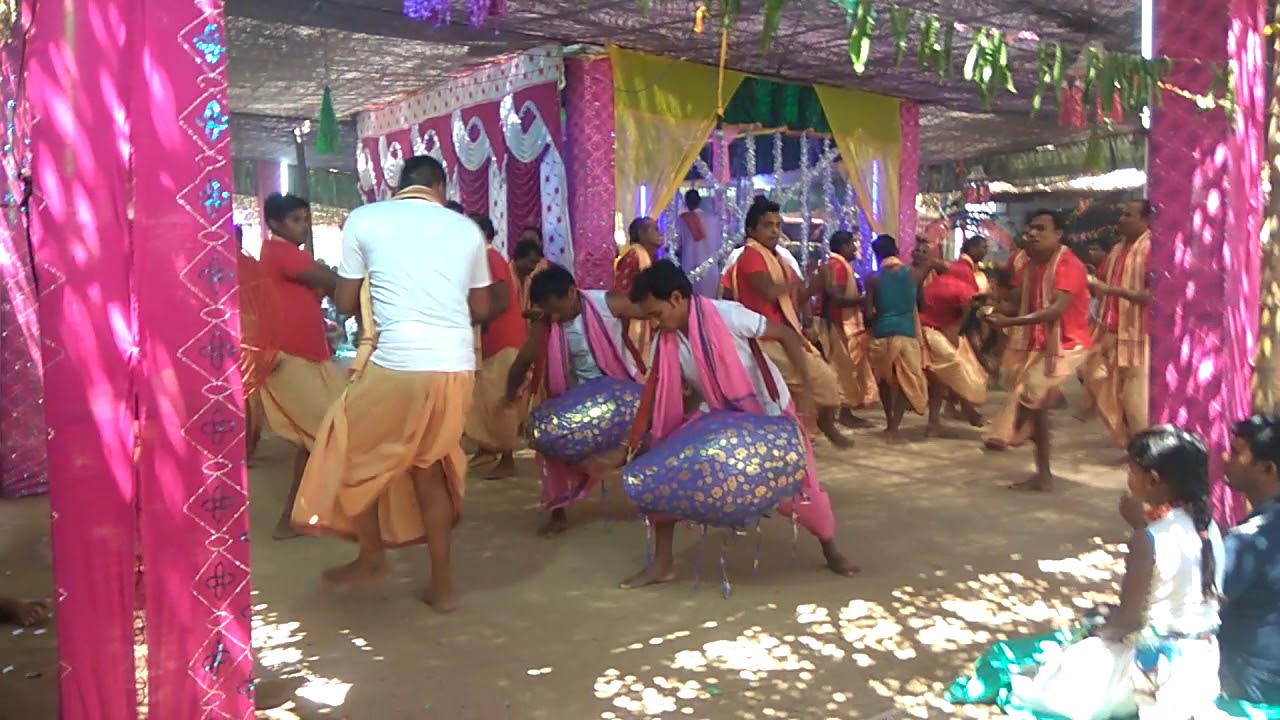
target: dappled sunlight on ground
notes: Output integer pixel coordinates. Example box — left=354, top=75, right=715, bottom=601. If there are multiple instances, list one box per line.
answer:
left=586, top=540, right=1123, bottom=719
left=2, top=389, right=1132, bottom=718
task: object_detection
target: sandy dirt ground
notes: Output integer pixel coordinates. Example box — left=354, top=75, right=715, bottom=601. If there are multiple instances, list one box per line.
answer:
left=0, top=388, right=1131, bottom=719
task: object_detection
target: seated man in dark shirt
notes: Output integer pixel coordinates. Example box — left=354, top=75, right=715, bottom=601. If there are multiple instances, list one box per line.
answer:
left=1221, top=414, right=1280, bottom=706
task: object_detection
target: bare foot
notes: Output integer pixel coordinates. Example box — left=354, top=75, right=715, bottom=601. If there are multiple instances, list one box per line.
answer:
left=321, top=557, right=388, bottom=586
left=924, top=424, right=959, bottom=439
left=0, top=598, right=49, bottom=627
left=963, top=407, right=986, bottom=428
left=272, top=519, right=302, bottom=541
left=537, top=509, right=569, bottom=537
left=983, top=439, right=1010, bottom=452
left=468, top=451, right=497, bottom=468
left=818, top=421, right=854, bottom=449
left=837, top=409, right=872, bottom=429
left=1008, top=473, right=1053, bottom=492
left=821, top=542, right=861, bottom=577
left=418, top=586, right=459, bottom=614
left=484, top=454, right=516, bottom=480
left=619, top=566, right=678, bottom=590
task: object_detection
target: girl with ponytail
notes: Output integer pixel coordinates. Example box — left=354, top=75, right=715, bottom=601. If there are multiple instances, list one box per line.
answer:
left=988, top=425, right=1226, bottom=718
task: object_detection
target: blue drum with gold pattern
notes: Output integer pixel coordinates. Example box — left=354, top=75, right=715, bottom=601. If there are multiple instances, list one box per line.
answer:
left=527, top=377, right=643, bottom=463
left=622, top=411, right=806, bottom=528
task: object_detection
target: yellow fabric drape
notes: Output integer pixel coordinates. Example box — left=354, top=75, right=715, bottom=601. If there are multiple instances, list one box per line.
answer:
left=609, top=47, right=745, bottom=221
left=814, top=85, right=902, bottom=237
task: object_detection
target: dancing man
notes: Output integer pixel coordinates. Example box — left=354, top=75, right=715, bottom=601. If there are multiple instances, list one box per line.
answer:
left=1081, top=200, right=1151, bottom=447
left=256, top=193, right=344, bottom=540
left=985, top=210, right=1093, bottom=491
left=919, top=263, right=988, bottom=436
left=620, top=261, right=859, bottom=588
left=465, top=214, right=528, bottom=480
left=292, top=156, right=495, bottom=612
left=723, top=198, right=852, bottom=447
left=817, top=231, right=877, bottom=426
left=505, top=264, right=646, bottom=536
left=865, top=234, right=929, bottom=436
left=510, top=238, right=549, bottom=318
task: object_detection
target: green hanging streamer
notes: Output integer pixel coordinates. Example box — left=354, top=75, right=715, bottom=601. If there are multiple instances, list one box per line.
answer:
left=1082, top=129, right=1106, bottom=174
left=316, top=85, right=339, bottom=155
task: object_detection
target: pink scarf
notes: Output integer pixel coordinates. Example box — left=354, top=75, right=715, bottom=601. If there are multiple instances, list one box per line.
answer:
left=636, top=296, right=819, bottom=500
left=543, top=291, right=642, bottom=396
left=537, top=291, right=642, bottom=510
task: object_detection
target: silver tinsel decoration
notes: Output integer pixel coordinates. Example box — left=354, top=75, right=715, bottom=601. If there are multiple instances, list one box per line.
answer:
left=799, top=134, right=812, bottom=270
left=771, top=131, right=783, bottom=200
left=821, top=137, right=837, bottom=264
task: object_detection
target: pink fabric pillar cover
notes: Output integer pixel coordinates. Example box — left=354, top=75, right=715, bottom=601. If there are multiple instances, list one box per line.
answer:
left=133, top=5, right=254, bottom=717
left=28, top=0, right=141, bottom=714
left=564, top=55, right=616, bottom=290
left=1149, top=0, right=1265, bottom=527
left=29, top=1, right=254, bottom=715
left=0, top=18, right=47, bottom=499
left=897, top=101, right=920, bottom=256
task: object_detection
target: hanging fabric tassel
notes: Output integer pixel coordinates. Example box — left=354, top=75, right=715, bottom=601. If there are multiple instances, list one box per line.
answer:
left=316, top=86, right=339, bottom=155
left=643, top=516, right=654, bottom=573
left=599, top=473, right=608, bottom=527
left=1058, top=80, right=1085, bottom=129
left=693, top=524, right=708, bottom=590
left=790, top=512, right=799, bottom=565
left=752, top=521, right=763, bottom=574
left=720, top=533, right=732, bottom=599
left=404, top=0, right=450, bottom=25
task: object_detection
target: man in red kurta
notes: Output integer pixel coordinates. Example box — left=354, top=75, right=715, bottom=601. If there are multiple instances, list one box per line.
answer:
left=986, top=210, right=1093, bottom=491
left=256, top=193, right=344, bottom=539
left=726, top=199, right=851, bottom=447
left=465, top=215, right=529, bottom=479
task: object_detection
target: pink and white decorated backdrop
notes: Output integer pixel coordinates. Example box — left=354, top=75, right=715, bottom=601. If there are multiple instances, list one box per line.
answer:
left=1149, top=0, right=1265, bottom=528
left=29, top=0, right=253, bottom=715
left=356, top=46, right=572, bottom=267
left=0, top=15, right=47, bottom=500
left=563, top=55, right=616, bottom=290
left=898, top=101, right=920, bottom=256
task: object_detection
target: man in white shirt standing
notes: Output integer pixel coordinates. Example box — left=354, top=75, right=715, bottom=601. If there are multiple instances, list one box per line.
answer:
left=291, top=156, right=494, bottom=613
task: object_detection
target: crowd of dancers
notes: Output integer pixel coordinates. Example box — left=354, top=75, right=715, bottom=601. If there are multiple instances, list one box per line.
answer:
left=224, top=154, right=1278, bottom=717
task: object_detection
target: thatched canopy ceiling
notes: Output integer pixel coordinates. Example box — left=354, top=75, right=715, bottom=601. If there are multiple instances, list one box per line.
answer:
left=226, top=0, right=1140, bottom=171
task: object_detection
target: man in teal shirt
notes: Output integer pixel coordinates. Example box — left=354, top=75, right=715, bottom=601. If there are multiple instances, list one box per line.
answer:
left=1221, top=414, right=1280, bottom=707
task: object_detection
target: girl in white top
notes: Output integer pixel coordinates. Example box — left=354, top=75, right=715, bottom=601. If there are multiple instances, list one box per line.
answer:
left=1010, top=425, right=1226, bottom=719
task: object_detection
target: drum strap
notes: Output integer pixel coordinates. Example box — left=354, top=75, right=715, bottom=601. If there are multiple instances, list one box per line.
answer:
left=747, top=339, right=782, bottom=405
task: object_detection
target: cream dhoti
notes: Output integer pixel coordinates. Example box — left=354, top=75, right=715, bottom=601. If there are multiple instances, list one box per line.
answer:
left=292, top=363, right=474, bottom=547
left=464, top=346, right=527, bottom=453
left=869, top=335, right=929, bottom=416
left=259, top=352, right=346, bottom=450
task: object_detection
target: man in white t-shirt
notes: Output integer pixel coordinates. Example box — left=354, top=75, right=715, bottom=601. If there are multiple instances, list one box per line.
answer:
left=619, top=260, right=859, bottom=589
left=292, top=155, right=494, bottom=613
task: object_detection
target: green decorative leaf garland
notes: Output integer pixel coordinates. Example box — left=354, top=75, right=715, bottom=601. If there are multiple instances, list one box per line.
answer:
left=316, top=86, right=339, bottom=155
left=705, top=0, right=1236, bottom=123
left=847, top=0, right=876, bottom=73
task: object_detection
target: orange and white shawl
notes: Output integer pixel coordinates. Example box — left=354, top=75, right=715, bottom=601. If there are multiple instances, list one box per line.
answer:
left=1095, top=231, right=1150, bottom=368
left=725, top=240, right=819, bottom=354
left=1005, top=247, right=1070, bottom=377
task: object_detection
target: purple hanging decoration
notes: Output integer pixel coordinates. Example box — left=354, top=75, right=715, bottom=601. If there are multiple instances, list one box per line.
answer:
left=467, top=0, right=506, bottom=27
left=404, top=0, right=450, bottom=25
